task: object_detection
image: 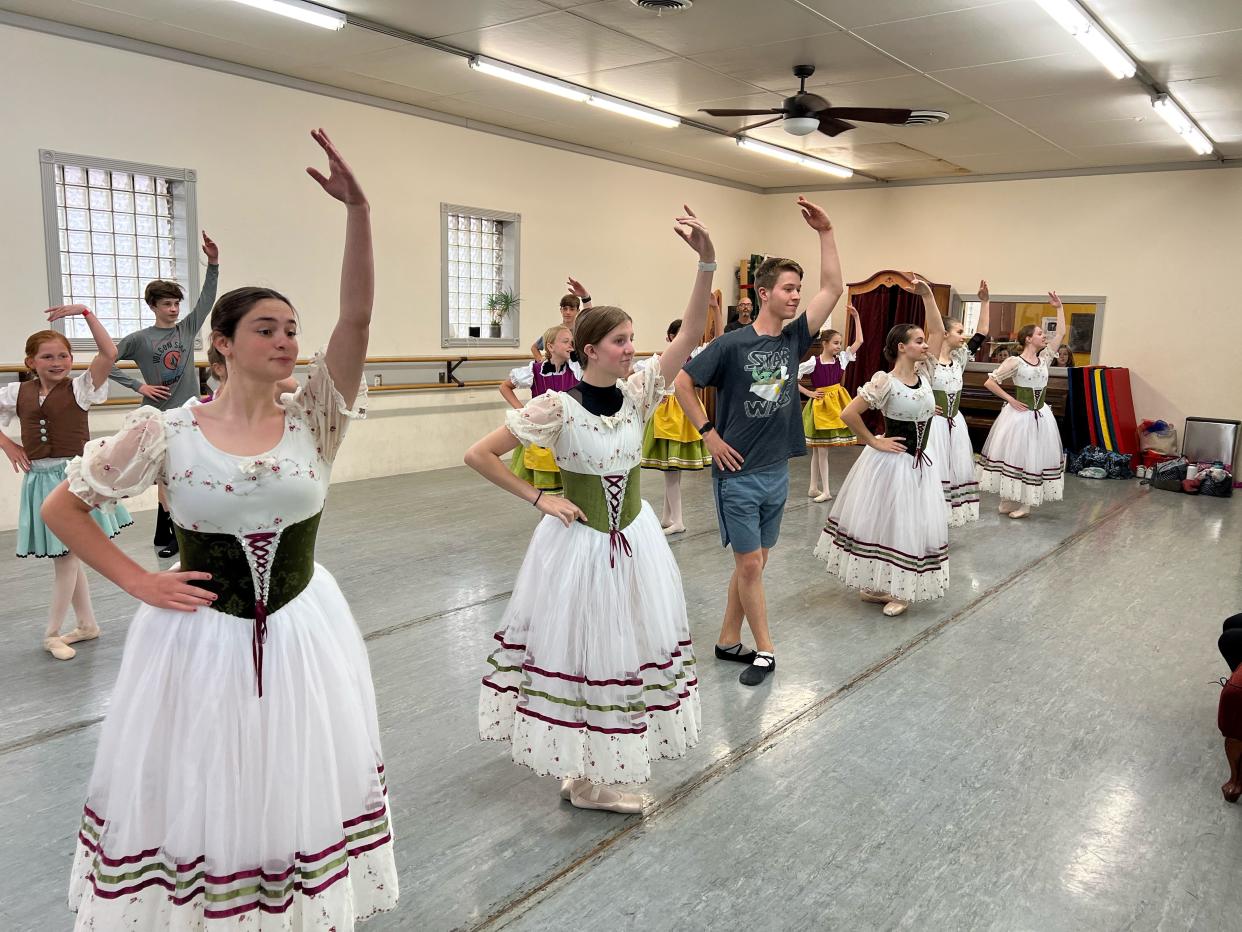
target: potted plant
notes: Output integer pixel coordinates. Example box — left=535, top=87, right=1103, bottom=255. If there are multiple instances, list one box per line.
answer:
left=486, top=289, right=520, bottom=339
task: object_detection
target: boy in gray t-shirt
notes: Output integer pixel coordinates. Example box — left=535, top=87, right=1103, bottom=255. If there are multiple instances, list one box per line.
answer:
left=109, top=232, right=220, bottom=553
left=677, top=197, right=843, bottom=687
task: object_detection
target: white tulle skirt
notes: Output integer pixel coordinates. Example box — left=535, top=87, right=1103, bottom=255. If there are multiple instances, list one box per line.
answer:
left=927, top=412, right=980, bottom=527
left=977, top=404, right=1065, bottom=507
left=479, top=502, right=701, bottom=786
left=67, top=565, right=398, bottom=930
left=814, top=446, right=949, bottom=602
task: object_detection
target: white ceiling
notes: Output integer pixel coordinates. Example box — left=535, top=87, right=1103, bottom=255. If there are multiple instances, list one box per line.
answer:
left=3, top=0, right=1240, bottom=189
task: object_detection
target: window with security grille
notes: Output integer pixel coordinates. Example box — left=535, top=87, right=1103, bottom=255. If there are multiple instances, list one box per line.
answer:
left=441, top=204, right=520, bottom=347
left=39, top=150, right=199, bottom=349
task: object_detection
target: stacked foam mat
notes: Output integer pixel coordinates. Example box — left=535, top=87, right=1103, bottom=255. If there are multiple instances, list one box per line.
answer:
left=1064, top=365, right=1139, bottom=468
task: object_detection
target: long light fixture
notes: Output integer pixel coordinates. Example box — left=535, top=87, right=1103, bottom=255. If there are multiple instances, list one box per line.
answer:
left=1152, top=96, right=1215, bottom=155
left=468, top=57, right=680, bottom=128
left=468, top=57, right=588, bottom=102
left=227, top=0, right=346, bottom=31
left=736, top=137, right=854, bottom=178
left=586, top=96, right=680, bottom=128
left=1032, top=0, right=1136, bottom=78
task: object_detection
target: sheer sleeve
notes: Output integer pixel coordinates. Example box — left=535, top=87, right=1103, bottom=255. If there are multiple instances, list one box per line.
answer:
left=950, top=345, right=972, bottom=370
left=281, top=351, right=368, bottom=465
left=1038, top=346, right=1057, bottom=368
left=71, top=370, right=110, bottom=409
left=837, top=348, right=856, bottom=371
left=622, top=355, right=667, bottom=421
left=797, top=358, right=816, bottom=378
left=0, top=382, right=17, bottom=428
left=505, top=391, right=564, bottom=448
left=66, top=408, right=166, bottom=514
left=507, top=363, right=535, bottom=389
left=987, top=356, right=1021, bottom=384
left=857, top=371, right=892, bottom=410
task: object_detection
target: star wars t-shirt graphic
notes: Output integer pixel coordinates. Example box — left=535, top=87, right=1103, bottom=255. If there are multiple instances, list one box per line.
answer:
left=744, top=347, right=792, bottom=417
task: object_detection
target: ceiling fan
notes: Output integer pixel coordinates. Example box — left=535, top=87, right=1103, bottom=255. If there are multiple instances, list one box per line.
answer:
left=700, top=64, right=949, bottom=138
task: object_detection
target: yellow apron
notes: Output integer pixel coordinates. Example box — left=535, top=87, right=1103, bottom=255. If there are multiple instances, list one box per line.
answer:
left=811, top=384, right=851, bottom=430
left=652, top=395, right=703, bottom=443
left=523, top=444, right=558, bottom=472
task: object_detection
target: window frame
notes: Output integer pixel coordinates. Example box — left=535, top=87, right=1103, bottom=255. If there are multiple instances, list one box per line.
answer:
left=38, top=148, right=201, bottom=352
left=440, top=202, right=521, bottom=349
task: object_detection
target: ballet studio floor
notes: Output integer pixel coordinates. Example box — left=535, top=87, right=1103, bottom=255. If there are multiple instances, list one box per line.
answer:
left=1, top=448, right=1239, bottom=931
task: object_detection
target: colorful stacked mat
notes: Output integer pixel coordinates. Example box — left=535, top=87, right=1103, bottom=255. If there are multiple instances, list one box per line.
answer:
left=1064, top=365, right=1139, bottom=467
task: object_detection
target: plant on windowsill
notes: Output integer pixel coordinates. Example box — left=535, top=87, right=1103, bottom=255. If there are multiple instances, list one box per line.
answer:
left=486, top=289, right=520, bottom=339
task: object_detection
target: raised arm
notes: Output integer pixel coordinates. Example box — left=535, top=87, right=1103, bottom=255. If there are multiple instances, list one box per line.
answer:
left=44, top=304, right=117, bottom=389
left=660, top=206, right=714, bottom=388
left=1047, top=291, right=1066, bottom=355
left=184, top=233, right=220, bottom=336
left=910, top=273, right=945, bottom=357
left=566, top=276, right=593, bottom=310
left=846, top=303, right=863, bottom=353
left=308, top=129, right=371, bottom=410
left=797, top=196, right=844, bottom=334
left=975, top=279, right=991, bottom=336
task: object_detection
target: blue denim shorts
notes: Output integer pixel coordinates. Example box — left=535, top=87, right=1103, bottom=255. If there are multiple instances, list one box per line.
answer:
left=713, top=461, right=790, bottom=554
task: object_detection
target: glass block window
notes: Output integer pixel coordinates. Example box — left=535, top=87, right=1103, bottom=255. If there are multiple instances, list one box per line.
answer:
left=40, top=151, right=198, bottom=348
left=441, top=204, right=520, bottom=346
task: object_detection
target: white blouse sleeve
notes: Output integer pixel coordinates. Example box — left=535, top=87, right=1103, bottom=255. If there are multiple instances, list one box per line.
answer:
left=507, top=364, right=535, bottom=389
left=0, top=382, right=17, bottom=428
left=987, top=356, right=1021, bottom=384
left=71, top=370, right=110, bottom=409
left=66, top=408, right=166, bottom=514
left=622, top=354, right=667, bottom=422
left=950, top=346, right=972, bottom=370
left=837, top=349, right=856, bottom=370
left=797, top=358, right=816, bottom=378
left=281, top=351, right=368, bottom=466
left=1038, top=346, right=1057, bottom=368
left=505, top=391, right=564, bottom=448
left=857, top=370, right=892, bottom=410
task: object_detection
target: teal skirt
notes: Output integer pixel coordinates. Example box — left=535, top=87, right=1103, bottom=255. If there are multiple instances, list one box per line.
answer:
left=17, top=459, right=132, bottom=558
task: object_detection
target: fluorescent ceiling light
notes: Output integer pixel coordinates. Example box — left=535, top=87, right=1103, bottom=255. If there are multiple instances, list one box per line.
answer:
left=737, top=137, right=853, bottom=178
left=228, top=0, right=346, bottom=31
left=468, top=57, right=589, bottom=102
left=1033, top=0, right=1136, bottom=79
left=587, top=95, right=680, bottom=128
left=1152, top=96, right=1215, bottom=155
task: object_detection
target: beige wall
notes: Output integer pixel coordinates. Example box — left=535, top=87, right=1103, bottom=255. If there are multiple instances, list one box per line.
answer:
left=755, top=171, right=1242, bottom=430
left=1, top=22, right=1239, bottom=530
left=0, top=24, right=764, bottom=528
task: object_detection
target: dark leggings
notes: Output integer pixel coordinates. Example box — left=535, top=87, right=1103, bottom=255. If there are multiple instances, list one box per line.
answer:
left=1221, top=614, right=1242, bottom=672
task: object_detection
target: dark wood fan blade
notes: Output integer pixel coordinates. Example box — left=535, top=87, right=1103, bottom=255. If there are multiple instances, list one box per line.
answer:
left=817, top=116, right=856, bottom=137
left=700, top=108, right=784, bottom=116
left=737, top=116, right=783, bottom=133
left=819, top=107, right=914, bottom=125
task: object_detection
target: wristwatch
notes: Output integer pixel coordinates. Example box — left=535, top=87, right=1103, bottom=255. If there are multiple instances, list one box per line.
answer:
left=581, top=294, right=592, bottom=303
left=697, top=420, right=715, bottom=436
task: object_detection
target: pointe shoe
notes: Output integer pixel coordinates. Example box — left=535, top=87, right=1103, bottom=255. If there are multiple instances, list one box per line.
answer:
left=1008, top=508, right=1030, bottom=519
left=560, top=777, right=584, bottom=800
left=60, top=626, right=101, bottom=646
left=883, top=600, right=909, bottom=617
left=43, top=636, right=76, bottom=660
left=860, top=589, right=891, bottom=604
left=814, top=492, right=832, bottom=502
left=808, top=488, right=821, bottom=498
left=663, top=524, right=686, bottom=536
left=569, top=782, right=644, bottom=814
left=998, top=500, right=1015, bottom=515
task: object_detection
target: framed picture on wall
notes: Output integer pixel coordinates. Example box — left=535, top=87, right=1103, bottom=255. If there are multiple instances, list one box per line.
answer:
left=1041, top=316, right=1058, bottom=334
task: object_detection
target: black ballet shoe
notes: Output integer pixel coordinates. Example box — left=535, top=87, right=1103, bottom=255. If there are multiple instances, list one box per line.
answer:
left=158, top=540, right=179, bottom=559
left=739, top=653, right=775, bottom=686
left=715, top=643, right=757, bottom=664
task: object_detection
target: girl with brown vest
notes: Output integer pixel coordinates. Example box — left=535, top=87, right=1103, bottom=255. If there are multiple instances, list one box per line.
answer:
left=0, top=307, right=129, bottom=659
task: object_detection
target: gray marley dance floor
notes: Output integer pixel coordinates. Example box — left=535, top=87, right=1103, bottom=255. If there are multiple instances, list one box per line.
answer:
left=1, top=449, right=1240, bottom=930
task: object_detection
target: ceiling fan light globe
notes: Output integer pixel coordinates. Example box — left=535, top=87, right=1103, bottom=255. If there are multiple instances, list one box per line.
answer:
left=783, top=116, right=820, bottom=136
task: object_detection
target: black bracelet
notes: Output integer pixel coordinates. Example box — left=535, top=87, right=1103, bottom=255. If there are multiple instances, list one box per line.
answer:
left=581, top=295, right=592, bottom=303
left=698, top=420, right=715, bottom=435
left=532, top=490, right=543, bottom=507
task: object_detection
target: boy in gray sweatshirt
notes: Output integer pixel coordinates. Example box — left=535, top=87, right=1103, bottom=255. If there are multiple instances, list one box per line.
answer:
left=109, top=232, right=219, bottom=554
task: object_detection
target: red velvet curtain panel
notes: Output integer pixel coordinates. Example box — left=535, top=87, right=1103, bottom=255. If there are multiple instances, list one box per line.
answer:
left=844, top=288, right=890, bottom=396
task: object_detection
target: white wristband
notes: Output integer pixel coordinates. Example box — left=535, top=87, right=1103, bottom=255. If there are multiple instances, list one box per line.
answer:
left=697, top=261, right=717, bottom=272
